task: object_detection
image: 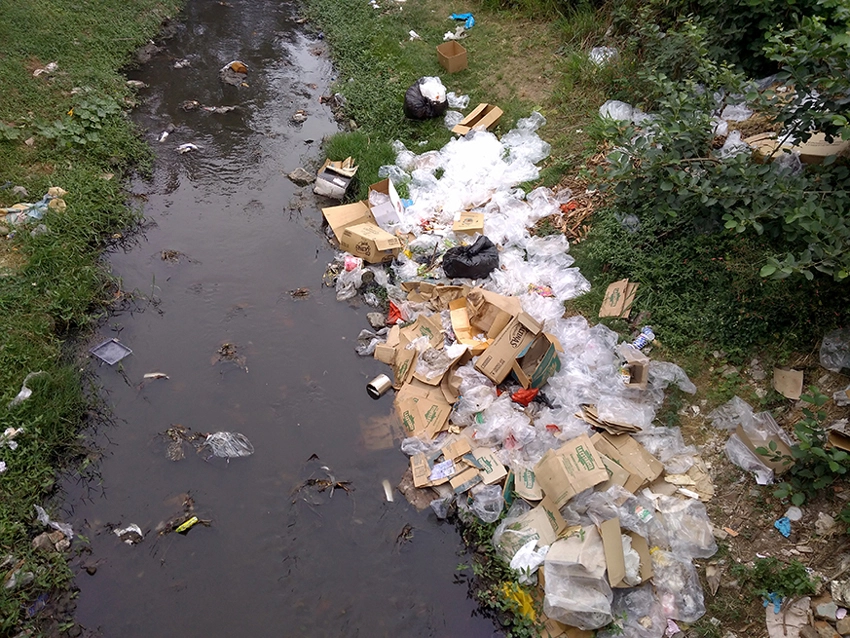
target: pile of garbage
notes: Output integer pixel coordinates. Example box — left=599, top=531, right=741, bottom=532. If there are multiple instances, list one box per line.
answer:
left=318, top=110, right=721, bottom=634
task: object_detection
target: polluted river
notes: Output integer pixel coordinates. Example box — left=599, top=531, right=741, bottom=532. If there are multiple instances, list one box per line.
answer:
left=63, top=0, right=495, bottom=635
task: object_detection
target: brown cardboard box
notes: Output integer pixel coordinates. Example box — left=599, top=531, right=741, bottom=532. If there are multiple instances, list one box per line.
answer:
left=514, top=466, right=544, bottom=500
left=452, top=211, right=484, bottom=236
left=475, top=312, right=542, bottom=383
left=394, top=380, right=452, bottom=439
left=505, top=496, right=568, bottom=548
left=448, top=298, right=490, bottom=355
left=512, top=332, right=563, bottom=389
left=746, top=131, right=850, bottom=165
left=534, top=434, right=609, bottom=508
left=466, top=288, right=523, bottom=338
left=597, top=453, right=632, bottom=492
left=598, top=279, right=639, bottom=319
left=436, top=40, right=468, bottom=73
left=374, top=324, right=400, bottom=365
left=400, top=314, right=444, bottom=349
left=452, top=103, right=503, bottom=136
left=339, top=222, right=402, bottom=264
left=392, top=335, right=418, bottom=388
left=368, top=178, right=404, bottom=227
left=314, top=157, right=358, bottom=200
left=617, top=343, right=650, bottom=390
left=471, top=447, right=507, bottom=485
left=321, top=201, right=376, bottom=241
left=598, top=518, right=653, bottom=587
left=450, top=466, right=482, bottom=493
left=590, top=432, right=663, bottom=492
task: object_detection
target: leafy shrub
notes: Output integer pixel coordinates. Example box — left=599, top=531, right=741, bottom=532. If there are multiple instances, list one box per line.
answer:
left=731, top=557, right=817, bottom=599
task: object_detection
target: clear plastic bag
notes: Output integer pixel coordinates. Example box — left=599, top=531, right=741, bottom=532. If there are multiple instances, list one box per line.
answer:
left=715, top=130, right=750, bottom=159
left=543, top=529, right=613, bottom=630
left=820, top=328, right=850, bottom=372
left=648, top=361, right=697, bottom=394
left=651, top=549, right=706, bottom=623
left=725, top=433, right=773, bottom=485
left=470, top=484, right=504, bottom=523
left=355, top=328, right=388, bottom=356
left=430, top=495, right=453, bottom=519
left=589, top=46, right=618, bottom=66
left=492, top=499, right=535, bottom=562
left=708, top=395, right=753, bottom=431
left=34, top=505, right=74, bottom=539
left=655, top=495, right=717, bottom=559
left=446, top=92, right=469, bottom=109
left=400, top=436, right=443, bottom=457
left=444, top=110, right=464, bottom=129
left=335, top=262, right=364, bottom=301
left=634, top=426, right=697, bottom=474
left=720, top=103, right=753, bottom=122
left=509, top=539, right=549, bottom=584
left=834, top=385, right=850, bottom=407
left=597, top=584, right=666, bottom=638
left=200, top=432, right=255, bottom=458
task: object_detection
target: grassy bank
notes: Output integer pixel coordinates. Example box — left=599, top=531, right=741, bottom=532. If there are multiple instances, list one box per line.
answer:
left=0, top=0, right=181, bottom=633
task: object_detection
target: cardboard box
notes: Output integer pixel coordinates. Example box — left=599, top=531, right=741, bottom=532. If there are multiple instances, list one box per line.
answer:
left=598, top=279, right=639, bottom=319
left=314, top=157, right=358, bottom=200
left=829, top=420, right=850, bottom=452
left=450, top=466, right=482, bottom=493
left=746, top=131, right=850, bottom=166
left=368, top=178, right=404, bottom=227
left=436, top=40, right=468, bottom=73
left=513, top=466, right=543, bottom=501
left=452, top=103, right=503, bottom=136
left=534, top=434, right=609, bottom=508
left=590, top=432, right=663, bottom=492
left=512, top=332, right=563, bottom=389
left=466, top=288, right=523, bottom=338
left=475, top=312, right=542, bottom=383
left=617, top=343, right=649, bottom=390
left=597, top=453, right=632, bottom=492
left=773, top=367, right=803, bottom=400
left=452, top=211, right=484, bottom=236
left=395, top=380, right=452, bottom=439
left=471, top=447, right=507, bottom=485
left=400, top=314, right=444, bottom=349
left=598, top=518, right=653, bottom=587
left=442, top=436, right=472, bottom=461
left=393, top=335, right=418, bottom=388
left=448, top=298, right=490, bottom=355
left=374, top=324, right=400, bottom=365
left=321, top=201, right=376, bottom=242
left=339, top=222, right=402, bottom=264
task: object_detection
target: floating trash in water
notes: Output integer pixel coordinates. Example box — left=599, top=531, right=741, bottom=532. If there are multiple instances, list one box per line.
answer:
left=114, top=524, right=144, bottom=545
left=200, top=431, right=255, bottom=459
left=176, top=143, right=201, bottom=154
left=90, top=339, right=132, bottom=365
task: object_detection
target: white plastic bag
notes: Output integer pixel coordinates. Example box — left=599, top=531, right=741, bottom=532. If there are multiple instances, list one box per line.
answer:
left=200, top=432, right=255, bottom=458
left=655, top=496, right=717, bottom=559
left=651, top=550, right=706, bottom=623
left=509, top=539, right=549, bottom=584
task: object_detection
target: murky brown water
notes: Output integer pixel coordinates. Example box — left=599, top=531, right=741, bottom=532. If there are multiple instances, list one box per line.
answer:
left=62, top=1, right=496, bottom=635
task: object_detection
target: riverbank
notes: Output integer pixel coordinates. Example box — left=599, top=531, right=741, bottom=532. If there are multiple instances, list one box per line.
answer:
left=0, top=1, right=181, bottom=633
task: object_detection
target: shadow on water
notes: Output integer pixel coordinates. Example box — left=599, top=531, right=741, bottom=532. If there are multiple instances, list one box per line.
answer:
left=61, top=0, right=498, bottom=635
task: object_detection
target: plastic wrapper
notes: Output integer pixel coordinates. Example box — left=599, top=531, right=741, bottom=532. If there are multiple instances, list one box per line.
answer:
left=597, top=395, right=656, bottom=431
left=509, top=539, right=549, bottom=584
left=720, top=103, right=753, bottom=122
left=430, top=495, right=453, bottom=519
left=648, top=361, right=697, bottom=394
left=597, top=584, right=666, bottom=638
left=8, top=371, right=46, bottom=408
left=589, top=46, right=618, bottom=66
left=401, top=436, right=443, bottom=457
left=415, top=343, right=467, bottom=381
left=444, top=110, right=464, bottom=129
left=621, top=534, right=642, bottom=586
left=543, top=530, right=613, bottom=630
left=355, top=328, right=387, bottom=356
left=472, top=394, right=530, bottom=447
left=820, top=328, right=850, bottom=372
left=634, top=426, right=697, bottom=474
left=715, top=130, right=750, bottom=159
left=774, top=150, right=804, bottom=175
left=470, top=484, right=504, bottom=523
left=491, top=499, right=534, bottom=562
left=34, top=505, right=74, bottom=540
left=442, top=235, right=499, bottom=279
left=335, top=262, right=364, bottom=300
left=708, top=395, right=753, bottom=431
left=200, top=431, right=255, bottom=458
left=655, top=496, right=717, bottom=559
left=651, top=550, right=706, bottom=623
left=599, top=100, right=650, bottom=125
left=711, top=117, right=729, bottom=137
left=725, top=433, right=773, bottom=485
left=446, top=92, right=469, bottom=109
left=377, top=164, right=409, bottom=185
left=834, top=386, right=850, bottom=407
left=403, top=77, right=448, bottom=120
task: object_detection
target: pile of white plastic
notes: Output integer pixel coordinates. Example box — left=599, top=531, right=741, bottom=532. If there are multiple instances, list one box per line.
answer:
left=332, top=113, right=718, bottom=634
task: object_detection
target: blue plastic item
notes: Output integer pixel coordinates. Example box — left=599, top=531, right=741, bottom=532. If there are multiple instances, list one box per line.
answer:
left=450, top=12, right=475, bottom=29
left=763, top=592, right=783, bottom=614
left=773, top=516, right=791, bottom=538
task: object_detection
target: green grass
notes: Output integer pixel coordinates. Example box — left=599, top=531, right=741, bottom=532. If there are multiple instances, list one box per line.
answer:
left=0, top=0, right=182, bottom=633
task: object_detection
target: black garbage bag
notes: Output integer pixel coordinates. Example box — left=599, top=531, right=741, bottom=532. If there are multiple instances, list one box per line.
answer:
left=442, top=236, right=500, bottom=279
left=403, top=78, right=448, bottom=120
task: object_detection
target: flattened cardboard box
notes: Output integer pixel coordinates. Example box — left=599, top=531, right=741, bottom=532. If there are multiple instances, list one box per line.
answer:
left=321, top=201, right=376, bottom=241
left=373, top=324, right=400, bottom=365
left=597, top=453, right=632, bottom=492
left=534, top=434, right=609, bottom=508
left=339, top=222, right=402, bottom=264
left=450, top=466, right=482, bottom=493
left=513, top=466, right=544, bottom=501
left=449, top=298, right=490, bottom=355
left=512, top=332, right=563, bottom=389
left=590, top=432, right=663, bottom=492
left=452, top=211, right=484, bottom=236
left=400, top=313, right=444, bottom=349
left=598, top=517, right=653, bottom=588
left=471, top=447, right=507, bottom=485
left=368, top=178, right=404, bottom=227
left=453, top=103, right=503, bottom=136
left=475, top=312, right=542, bottom=384
left=773, top=367, right=803, bottom=400
left=599, top=279, right=639, bottom=319
left=395, top=380, right=451, bottom=439
left=466, top=288, right=522, bottom=338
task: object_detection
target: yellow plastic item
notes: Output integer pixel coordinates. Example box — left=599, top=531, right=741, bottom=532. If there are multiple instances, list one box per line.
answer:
left=501, top=582, right=536, bottom=622
left=174, top=516, right=199, bottom=534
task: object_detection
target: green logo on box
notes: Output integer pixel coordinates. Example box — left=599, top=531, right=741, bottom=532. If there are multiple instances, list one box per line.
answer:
left=402, top=411, right=415, bottom=432
left=424, top=404, right=439, bottom=424
left=576, top=445, right=596, bottom=470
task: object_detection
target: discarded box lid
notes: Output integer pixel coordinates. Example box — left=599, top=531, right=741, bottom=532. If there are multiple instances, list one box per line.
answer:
left=321, top=201, right=376, bottom=241
left=339, top=222, right=402, bottom=264
left=534, top=433, right=609, bottom=508
left=90, top=339, right=133, bottom=365
left=590, top=432, right=663, bottom=492
left=471, top=447, right=507, bottom=485
left=452, top=103, right=503, bottom=136
left=773, top=367, right=803, bottom=400
left=452, top=211, right=484, bottom=236
left=314, top=157, right=358, bottom=200
left=598, top=518, right=653, bottom=587
left=436, top=40, right=468, bottom=74
left=745, top=131, right=850, bottom=165
left=475, top=312, right=542, bottom=383
left=599, top=279, right=638, bottom=318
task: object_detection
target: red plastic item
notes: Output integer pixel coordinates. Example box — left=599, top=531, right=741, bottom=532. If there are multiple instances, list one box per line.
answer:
left=387, top=301, right=402, bottom=325
left=510, top=388, right=539, bottom=407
